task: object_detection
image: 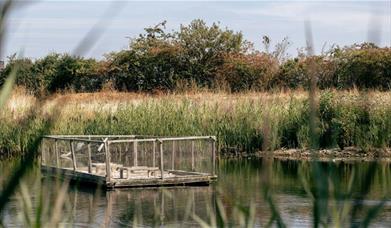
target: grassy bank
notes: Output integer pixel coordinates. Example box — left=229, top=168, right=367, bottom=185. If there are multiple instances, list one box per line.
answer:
left=2, top=88, right=391, bottom=157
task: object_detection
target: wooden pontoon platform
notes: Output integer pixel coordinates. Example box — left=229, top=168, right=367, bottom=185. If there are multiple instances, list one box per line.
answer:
left=40, top=135, right=217, bottom=189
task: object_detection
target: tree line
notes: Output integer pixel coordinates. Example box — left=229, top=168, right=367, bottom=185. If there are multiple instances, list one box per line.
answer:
left=1, top=19, right=391, bottom=95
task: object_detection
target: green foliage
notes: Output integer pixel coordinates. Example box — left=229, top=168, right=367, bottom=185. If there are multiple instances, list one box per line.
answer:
left=176, top=19, right=247, bottom=87
left=272, top=56, right=336, bottom=90
left=331, top=43, right=391, bottom=90
left=0, top=53, right=102, bottom=95
left=216, top=53, right=278, bottom=92
left=274, top=58, right=308, bottom=89
left=4, top=91, right=391, bottom=156
left=35, top=53, right=102, bottom=94
left=318, top=90, right=342, bottom=148
left=1, top=21, right=391, bottom=94
left=106, top=19, right=248, bottom=92
left=0, top=56, right=35, bottom=91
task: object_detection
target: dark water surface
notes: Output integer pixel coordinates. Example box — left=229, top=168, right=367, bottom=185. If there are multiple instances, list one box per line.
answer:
left=2, top=158, right=391, bottom=227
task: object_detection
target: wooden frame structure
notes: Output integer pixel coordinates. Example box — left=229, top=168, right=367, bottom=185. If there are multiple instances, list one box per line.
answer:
left=41, top=135, right=217, bottom=189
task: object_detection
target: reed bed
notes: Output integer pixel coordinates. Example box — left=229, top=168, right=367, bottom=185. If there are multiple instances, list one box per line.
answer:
left=2, top=89, right=391, bottom=157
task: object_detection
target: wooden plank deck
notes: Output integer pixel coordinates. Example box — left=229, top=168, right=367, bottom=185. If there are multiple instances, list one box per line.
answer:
left=41, top=165, right=217, bottom=189
left=41, top=135, right=218, bottom=189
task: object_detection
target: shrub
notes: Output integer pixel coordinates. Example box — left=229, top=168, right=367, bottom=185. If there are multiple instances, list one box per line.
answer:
left=273, top=58, right=307, bottom=89
left=106, top=45, right=183, bottom=92
left=2, top=21, right=391, bottom=94
left=105, top=19, right=249, bottom=92
left=0, top=56, right=36, bottom=91
left=331, top=43, right=391, bottom=90
left=35, top=53, right=101, bottom=93
left=1, top=53, right=103, bottom=95
left=176, top=19, right=247, bottom=87
left=216, top=53, right=279, bottom=92
left=273, top=56, right=336, bottom=90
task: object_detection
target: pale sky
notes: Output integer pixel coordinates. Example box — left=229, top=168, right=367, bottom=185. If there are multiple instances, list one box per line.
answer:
left=4, top=0, right=391, bottom=60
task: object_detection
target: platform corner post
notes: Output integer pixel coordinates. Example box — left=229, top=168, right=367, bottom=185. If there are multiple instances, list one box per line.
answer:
left=54, top=139, right=59, bottom=168
left=133, top=141, right=138, bottom=167
left=159, top=139, right=164, bottom=180
left=152, top=140, right=156, bottom=168
left=211, top=136, right=216, bottom=176
left=171, top=141, right=175, bottom=170
left=41, top=138, right=46, bottom=165
left=105, top=139, right=111, bottom=183
left=87, top=137, right=92, bottom=174
left=191, top=140, right=195, bottom=171
left=70, top=140, right=77, bottom=171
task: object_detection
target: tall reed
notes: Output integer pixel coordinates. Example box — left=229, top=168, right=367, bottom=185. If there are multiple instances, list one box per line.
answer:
left=3, top=90, right=391, bottom=157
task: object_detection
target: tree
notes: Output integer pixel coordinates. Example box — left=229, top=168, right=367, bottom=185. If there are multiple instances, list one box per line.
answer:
left=177, top=19, right=248, bottom=86
left=0, top=55, right=35, bottom=91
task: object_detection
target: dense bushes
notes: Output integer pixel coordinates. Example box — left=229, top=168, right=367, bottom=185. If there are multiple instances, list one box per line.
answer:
left=1, top=53, right=102, bottom=95
left=332, top=43, right=391, bottom=90
left=106, top=19, right=247, bottom=91
left=1, top=20, right=391, bottom=94
left=216, top=53, right=278, bottom=91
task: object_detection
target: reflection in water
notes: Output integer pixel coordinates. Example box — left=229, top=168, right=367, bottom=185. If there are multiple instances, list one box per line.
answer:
left=66, top=186, right=217, bottom=227
left=2, top=158, right=391, bottom=227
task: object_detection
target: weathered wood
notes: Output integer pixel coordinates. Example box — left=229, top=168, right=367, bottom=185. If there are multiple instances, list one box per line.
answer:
left=212, top=139, right=216, bottom=175
left=45, top=135, right=136, bottom=139
left=92, top=163, right=106, bottom=174
left=41, top=165, right=215, bottom=188
left=191, top=140, right=195, bottom=171
left=44, top=136, right=102, bottom=143
left=104, top=139, right=111, bottom=183
left=119, top=145, right=122, bottom=163
left=41, top=134, right=218, bottom=189
left=171, top=141, right=175, bottom=170
left=87, top=141, right=92, bottom=174
left=133, top=141, right=138, bottom=167
left=168, top=169, right=214, bottom=176
left=127, top=166, right=158, bottom=171
left=55, top=139, right=59, bottom=168
left=125, top=143, right=129, bottom=164
left=41, top=140, right=46, bottom=165
left=160, top=140, right=164, bottom=180
left=41, top=166, right=106, bottom=185
left=108, top=136, right=215, bottom=144
left=112, top=175, right=215, bottom=188
left=159, top=136, right=214, bottom=141
left=70, top=140, right=77, bottom=171
left=104, top=191, right=113, bottom=227
left=160, top=189, right=165, bottom=223
left=109, top=138, right=157, bottom=144
left=152, top=141, right=156, bottom=168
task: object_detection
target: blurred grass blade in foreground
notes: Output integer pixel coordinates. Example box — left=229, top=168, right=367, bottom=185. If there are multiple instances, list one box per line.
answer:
left=0, top=0, right=14, bottom=109
left=0, top=63, right=16, bottom=108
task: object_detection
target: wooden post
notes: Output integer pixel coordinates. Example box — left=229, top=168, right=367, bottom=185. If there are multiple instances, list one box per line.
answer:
left=105, top=140, right=111, bottom=183
left=104, top=191, right=113, bottom=227
left=133, top=141, right=138, bottom=167
left=119, top=145, right=122, bottom=163
left=171, top=141, right=175, bottom=170
left=152, top=141, right=156, bottom=168
left=87, top=142, right=92, bottom=174
left=211, top=138, right=216, bottom=176
left=41, top=140, right=45, bottom=165
left=54, top=139, right=59, bottom=168
left=70, top=140, right=77, bottom=171
left=159, top=140, right=164, bottom=180
left=125, top=143, right=129, bottom=165
left=160, top=189, right=165, bottom=224
left=191, top=140, right=195, bottom=171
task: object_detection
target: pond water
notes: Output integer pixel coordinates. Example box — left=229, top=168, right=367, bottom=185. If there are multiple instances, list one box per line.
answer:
left=2, top=158, right=391, bottom=227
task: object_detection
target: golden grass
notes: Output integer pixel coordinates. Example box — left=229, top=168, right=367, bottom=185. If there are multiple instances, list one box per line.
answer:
left=4, top=87, right=391, bottom=156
